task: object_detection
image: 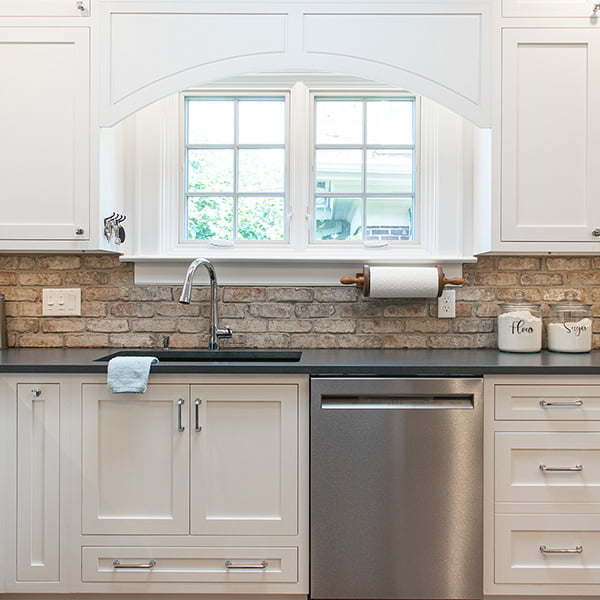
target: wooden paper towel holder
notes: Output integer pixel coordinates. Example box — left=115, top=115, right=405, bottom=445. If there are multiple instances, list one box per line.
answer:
left=340, top=265, right=464, bottom=297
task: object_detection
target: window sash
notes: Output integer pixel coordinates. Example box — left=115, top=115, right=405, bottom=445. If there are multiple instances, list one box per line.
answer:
left=181, top=93, right=290, bottom=244
left=310, top=92, right=419, bottom=246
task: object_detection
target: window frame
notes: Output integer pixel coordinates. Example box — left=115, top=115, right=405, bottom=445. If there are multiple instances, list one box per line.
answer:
left=122, top=73, right=476, bottom=284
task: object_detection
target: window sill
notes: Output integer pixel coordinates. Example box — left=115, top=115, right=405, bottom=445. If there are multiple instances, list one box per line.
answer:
left=121, top=251, right=476, bottom=285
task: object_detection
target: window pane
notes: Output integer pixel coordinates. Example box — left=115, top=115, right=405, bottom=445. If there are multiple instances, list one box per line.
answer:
left=186, top=197, right=234, bottom=240
left=315, top=100, right=363, bottom=145
left=367, top=100, right=414, bottom=145
left=187, top=100, right=234, bottom=144
left=315, top=149, right=362, bottom=193
left=239, top=99, right=285, bottom=144
left=239, top=149, right=285, bottom=193
left=238, top=197, right=285, bottom=240
left=366, top=149, right=413, bottom=194
left=187, top=149, right=234, bottom=192
left=365, top=197, right=413, bottom=241
left=314, top=197, right=362, bottom=241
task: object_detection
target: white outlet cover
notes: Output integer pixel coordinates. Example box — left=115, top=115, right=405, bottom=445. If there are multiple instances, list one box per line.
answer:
left=42, top=288, right=81, bottom=316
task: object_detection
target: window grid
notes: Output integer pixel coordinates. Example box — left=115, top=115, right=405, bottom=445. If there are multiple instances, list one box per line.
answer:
left=183, top=95, right=287, bottom=242
left=312, top=96, right=417, bottom=244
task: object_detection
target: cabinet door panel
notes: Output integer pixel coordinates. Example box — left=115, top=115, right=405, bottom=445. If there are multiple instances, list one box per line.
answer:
left=190, top=384, right=298, bottom=535
left=501, top=29, right=600, bottom=242
left=81, top=384, right=189, bottom=534
left=0, top=28, right=89, bottom=242
left=16, top=384, right=60, bottom=582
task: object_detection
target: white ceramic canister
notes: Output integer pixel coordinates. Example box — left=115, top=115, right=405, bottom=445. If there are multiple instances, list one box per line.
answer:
left=547, top=292, right=592, bottom=353
left=497, top=291, right=542, bottom=353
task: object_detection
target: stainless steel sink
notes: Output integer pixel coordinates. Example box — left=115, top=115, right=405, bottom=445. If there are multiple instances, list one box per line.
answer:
left=95, top=350, right=302, bottom=362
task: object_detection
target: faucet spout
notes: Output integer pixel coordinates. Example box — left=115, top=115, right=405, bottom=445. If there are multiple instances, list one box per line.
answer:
left=179, top=258, right=232, bottom=350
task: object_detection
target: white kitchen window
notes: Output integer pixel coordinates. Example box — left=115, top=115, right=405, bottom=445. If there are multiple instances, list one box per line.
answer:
left=183, top=95, right=288, bottom=243
left=312, top=95, right=416, bottom=245
left=122, top=74, right=475, bottom=284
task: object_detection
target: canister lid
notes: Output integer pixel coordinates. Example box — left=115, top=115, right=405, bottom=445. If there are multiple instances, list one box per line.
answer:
left=499, top=290, right=540, bottom=311
left=549, top=291, right=591, bottom=311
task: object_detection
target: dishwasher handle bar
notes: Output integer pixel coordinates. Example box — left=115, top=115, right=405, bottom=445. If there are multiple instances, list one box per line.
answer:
left=313, top=377, right=482, bottom=410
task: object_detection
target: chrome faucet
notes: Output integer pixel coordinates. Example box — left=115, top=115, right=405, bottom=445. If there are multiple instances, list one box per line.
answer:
left=179, top=258, right=232, bottom=350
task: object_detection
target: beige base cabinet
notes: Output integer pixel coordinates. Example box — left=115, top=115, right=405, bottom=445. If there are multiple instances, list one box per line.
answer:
left=0, top=376, right=71, bottom=594
left=1, top=373, right=308, bottom=597
left=485, top=375, right=600, bottom=596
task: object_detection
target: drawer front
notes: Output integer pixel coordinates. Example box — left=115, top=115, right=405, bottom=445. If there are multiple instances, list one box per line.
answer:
left=496, top=514, right=600, bottom=584
left=495, top=384, right=600, bottom=420
left=81, top=547, right=298, bottom=583
left=495, top=432, right=600, bottom=503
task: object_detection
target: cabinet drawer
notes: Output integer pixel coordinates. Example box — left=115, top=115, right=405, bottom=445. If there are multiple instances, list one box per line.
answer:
left=495, top=384, right=600, bottom=420
left=81, top=547, right=298, bottom=583
left=495, top=432, right=600, bottom=503
left=496, top=514, right=600, bottom=584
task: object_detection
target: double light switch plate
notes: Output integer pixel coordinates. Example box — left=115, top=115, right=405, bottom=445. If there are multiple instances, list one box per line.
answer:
left=42, top=288, right=81, bottom=316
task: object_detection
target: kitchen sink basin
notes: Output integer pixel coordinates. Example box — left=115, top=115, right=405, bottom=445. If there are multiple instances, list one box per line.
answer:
left=95, top=349, right=303, bottom=362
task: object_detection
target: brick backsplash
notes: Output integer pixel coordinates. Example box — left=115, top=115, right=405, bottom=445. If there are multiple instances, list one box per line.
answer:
left=1, top=254, right=600, bottom=349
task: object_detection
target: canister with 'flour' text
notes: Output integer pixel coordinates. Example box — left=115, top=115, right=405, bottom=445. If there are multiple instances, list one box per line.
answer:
left=497, top=291, right=542, bottom=353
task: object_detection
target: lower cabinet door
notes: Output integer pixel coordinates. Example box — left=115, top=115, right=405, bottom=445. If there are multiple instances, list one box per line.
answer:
left=81, top=384, right=190, bottom=534
left=16, top=383, right=61, bottom=582
left=81, top=547, right=298, bottom=583
left=190, top=383, right=299, bottom=536
left=496, top=514, right=600, bottom=584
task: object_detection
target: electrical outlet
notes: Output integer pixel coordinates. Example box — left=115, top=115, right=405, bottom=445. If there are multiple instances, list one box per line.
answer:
left=437, top=289, right=456, bottom=319
left=42, top=288, right=81, bottom=316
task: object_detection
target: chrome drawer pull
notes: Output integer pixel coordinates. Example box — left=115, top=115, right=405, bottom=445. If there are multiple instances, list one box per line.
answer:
left=540, top=545, right=583, bottom=554
left=177, top=398, right=185, bottom=432
left=539, top=464, right=583, bottom=472
left=194, top=398, right=202, bottom=432
left=113, top=560, right=156, bottom=569
left=225, top=560, right=268, bottom=569
left=539, top=400, right=583, bottom=408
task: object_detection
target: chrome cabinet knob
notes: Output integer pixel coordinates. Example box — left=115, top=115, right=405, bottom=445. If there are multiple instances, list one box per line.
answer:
left=592, top=229, right=600, bottom=237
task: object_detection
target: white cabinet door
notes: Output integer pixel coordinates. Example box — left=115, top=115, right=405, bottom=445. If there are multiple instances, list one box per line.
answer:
left=81, top=384, right=190, bottom=535
left=501, top=29, right=600, bottom=244
left=16, top=383, right=60, bottom=582
left=0, top=28, right=90, bottom=244
left=0, top=0, right=88, bottom=16
left=503, top=0, right=600, bottom=17
left=190, top=384, right=298, bottom=536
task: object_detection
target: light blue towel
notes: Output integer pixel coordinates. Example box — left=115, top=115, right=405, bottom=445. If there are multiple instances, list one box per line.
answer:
left=107, top=356, right=159, bottom=393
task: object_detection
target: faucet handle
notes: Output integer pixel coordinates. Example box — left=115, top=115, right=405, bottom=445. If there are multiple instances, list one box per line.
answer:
left=216, top=327, right=233, bottom=339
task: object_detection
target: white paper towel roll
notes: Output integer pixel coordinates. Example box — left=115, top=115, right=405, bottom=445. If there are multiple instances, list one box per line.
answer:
left=368, top=267, right=439, bottom=298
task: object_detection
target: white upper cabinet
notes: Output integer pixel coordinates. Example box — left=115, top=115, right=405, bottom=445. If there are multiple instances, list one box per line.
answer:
left=0, top=0, right=89, bottom=16
left=503, top=0, right=600, bottom=17
left=499, top=28, right=600, bottom=248
left=0, top=27, right=91, bottom=248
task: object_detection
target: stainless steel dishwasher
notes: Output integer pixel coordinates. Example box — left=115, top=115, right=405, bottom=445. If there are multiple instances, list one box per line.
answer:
left=310, top=377, right=483, bottom=600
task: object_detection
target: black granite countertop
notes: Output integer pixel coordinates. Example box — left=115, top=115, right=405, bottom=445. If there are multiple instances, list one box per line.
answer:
left=1, top=347, right=600, bottom=376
